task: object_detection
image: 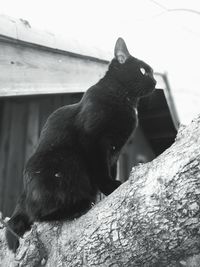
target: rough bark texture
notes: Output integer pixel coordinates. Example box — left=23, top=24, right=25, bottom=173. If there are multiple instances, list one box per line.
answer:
left=1, top=115, right=200, bottom=267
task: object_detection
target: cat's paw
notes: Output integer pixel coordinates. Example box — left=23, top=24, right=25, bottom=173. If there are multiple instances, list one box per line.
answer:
left=6, top=229, right=19, bottom=253
left=111, top=180, right=122, bottom=189
left=101, top=180, right=122, bottom=196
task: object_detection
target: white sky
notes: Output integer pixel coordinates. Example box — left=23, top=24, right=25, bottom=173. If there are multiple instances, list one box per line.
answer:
left=1, top=0, right=200, bottom=124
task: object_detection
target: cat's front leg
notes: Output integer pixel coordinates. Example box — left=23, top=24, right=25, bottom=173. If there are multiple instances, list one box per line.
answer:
left=90, top=144, right=121, bottom=196
left=102, top=163, right=121, bottom=195
left=110, top=163, right=117, bottom=180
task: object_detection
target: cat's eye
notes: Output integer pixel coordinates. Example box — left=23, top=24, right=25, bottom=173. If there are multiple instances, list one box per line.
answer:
left=140, top=67, right=146, bottom=75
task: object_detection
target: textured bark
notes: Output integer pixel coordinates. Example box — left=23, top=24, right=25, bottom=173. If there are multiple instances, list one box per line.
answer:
left=1, top=115, right=200, bottom=267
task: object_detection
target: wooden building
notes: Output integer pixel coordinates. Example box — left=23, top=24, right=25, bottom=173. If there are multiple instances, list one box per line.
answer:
left=0, top=15, right=179, bottom=216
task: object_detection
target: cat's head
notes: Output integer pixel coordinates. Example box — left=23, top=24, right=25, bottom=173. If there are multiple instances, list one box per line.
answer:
left=109, top=38, right=156, bottom=97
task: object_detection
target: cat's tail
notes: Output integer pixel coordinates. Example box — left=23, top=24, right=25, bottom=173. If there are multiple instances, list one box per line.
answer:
left=5, top=193, right=32, bottom=253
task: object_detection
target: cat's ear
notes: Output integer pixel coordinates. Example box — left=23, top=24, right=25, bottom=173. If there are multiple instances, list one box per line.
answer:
left=114, top=38, right=130, bottom=64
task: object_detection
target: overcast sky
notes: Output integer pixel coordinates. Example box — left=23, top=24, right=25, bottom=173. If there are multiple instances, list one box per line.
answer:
left=1, top=0, right=200, bottom=124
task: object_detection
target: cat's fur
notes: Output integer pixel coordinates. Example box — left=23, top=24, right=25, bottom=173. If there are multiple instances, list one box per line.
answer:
left=6, top=38, right=156, bottom=252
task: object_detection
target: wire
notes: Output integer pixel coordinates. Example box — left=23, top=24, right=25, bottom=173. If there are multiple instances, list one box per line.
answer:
left=148, top=0, right=167, bottom=11
left=148, top=0, right=200, bottom=38
left=149, top=0, right=200, bottom=16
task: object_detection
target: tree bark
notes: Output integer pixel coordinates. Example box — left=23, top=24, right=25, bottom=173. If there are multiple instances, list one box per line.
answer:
left=1, top=115, right=200, bottom=267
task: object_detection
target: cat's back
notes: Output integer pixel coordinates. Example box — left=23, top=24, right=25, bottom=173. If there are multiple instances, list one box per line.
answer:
left=37, top=103, right=81, bottom=151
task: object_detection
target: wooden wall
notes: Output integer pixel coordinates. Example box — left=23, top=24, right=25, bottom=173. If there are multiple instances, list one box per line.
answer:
left=0, top=93, right=82, bottom=216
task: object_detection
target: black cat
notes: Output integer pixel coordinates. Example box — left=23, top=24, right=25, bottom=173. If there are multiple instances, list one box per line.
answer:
left=6, top=38, right=156, bottom=252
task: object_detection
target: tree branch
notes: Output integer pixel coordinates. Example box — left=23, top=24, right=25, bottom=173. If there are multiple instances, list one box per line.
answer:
left=1, top=115, right=200, bottom=266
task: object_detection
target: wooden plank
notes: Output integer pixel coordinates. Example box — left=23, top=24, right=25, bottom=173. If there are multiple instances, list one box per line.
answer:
left=0, top=15, right=17, bottom=39
left=0, top=101, right=3, bottom=140
left=39, top=96, right=55, bottom=132
left=24, top=100, right=40, bottom=163
left=162, top=73, right=180, bottom=130
left=3, top=100, right=27, bottom=216
left=0, top=40, right=108, bottom=97
left=0, top=15, right=111, bottom=60
left=118, top=153, right=129, bottom=182
left=0, top=100, right=12, bottom=213
left=0, top=20, right=162, bottom=98
left=53, top=94, right=65, bottom=111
